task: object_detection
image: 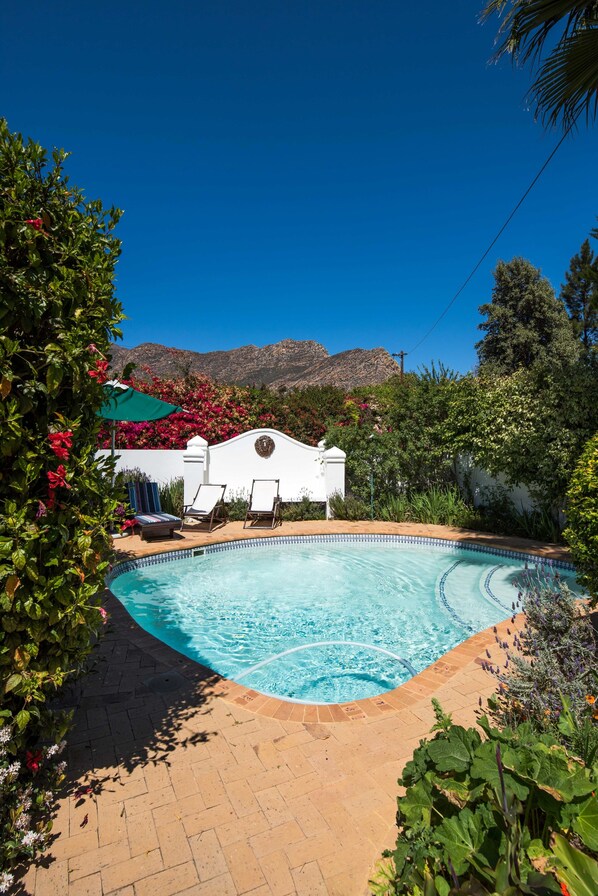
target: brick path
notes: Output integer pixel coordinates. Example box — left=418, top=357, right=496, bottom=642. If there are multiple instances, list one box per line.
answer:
left=19, top=523, right=567, bottom=896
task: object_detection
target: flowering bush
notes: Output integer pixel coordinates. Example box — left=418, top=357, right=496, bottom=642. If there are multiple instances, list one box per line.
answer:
left=0, top=121, right=122, bottom=872
left=485, top=566, right=597, bottom=762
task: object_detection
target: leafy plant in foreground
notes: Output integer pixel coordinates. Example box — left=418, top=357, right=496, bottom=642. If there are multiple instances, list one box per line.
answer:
left=0, top=120, right=122, bottom=875
left=375, top=701, right=598, bottom=896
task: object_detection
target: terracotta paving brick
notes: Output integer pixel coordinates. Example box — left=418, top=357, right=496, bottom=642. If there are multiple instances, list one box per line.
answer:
left=250, top=820, right=306, bottom=858
left=191, top=827, right=230, bottom=881
left=259, top=850, right=295, bottom=896
left=291, top=860, right=328, bottom=895
left=100, top=848, right=163, bottom=893
left=24, top=522, right=568, bottom=895
left=134, top=861, right=200, bottom=896
left=195, top=870, right=238, bottom=895
left=223, top=840, right=267, bottom=893
left=68, top=840, right=131, bottom=882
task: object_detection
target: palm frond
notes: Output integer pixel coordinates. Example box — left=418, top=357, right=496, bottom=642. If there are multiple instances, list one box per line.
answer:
left=530, top=24, right=598, bottom=126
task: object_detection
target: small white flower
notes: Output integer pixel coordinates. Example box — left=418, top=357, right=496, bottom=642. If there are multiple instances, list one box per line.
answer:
left=0, top=726, right=11, bottom=745
left=21, top=830, right=39, bottom=847
left=0, top=871, right=15, bottom=893
left=56, top=760, right=67, bottom=773
left=0, top=768, right=7, bottom=785
left=15, top=812, right=31, bottom=830
left=46, top=744, right=59, bottom=758
left=7, top=761, right=20, bottom=776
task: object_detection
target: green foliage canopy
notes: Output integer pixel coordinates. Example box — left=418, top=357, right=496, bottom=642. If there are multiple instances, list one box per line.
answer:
left=0, top=120, right=123, bottom=753
left=476, top=257, right=580, bottom=374
left=564, top=432, right=598, bottom=604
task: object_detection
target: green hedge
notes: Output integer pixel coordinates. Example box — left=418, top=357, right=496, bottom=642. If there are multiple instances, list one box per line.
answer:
left=0, top=121, right=123, bottom=874
left=564, top=432, right=598, bottom=606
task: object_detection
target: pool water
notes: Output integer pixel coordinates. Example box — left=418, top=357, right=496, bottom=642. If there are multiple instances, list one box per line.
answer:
left=109, top=539, right=580, bottom=704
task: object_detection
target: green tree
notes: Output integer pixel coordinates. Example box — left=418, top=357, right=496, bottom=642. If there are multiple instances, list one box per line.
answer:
left=563, top=432, right=598, bottom=605
left=447, top=356, right=598, bottom=514
left=560, top=238, right=598, bottom=348
left=0, top=121, right=123, bottom=869
left=476, top=257, right=580, bottom=373
left=482, top=1, right=598, bottom=128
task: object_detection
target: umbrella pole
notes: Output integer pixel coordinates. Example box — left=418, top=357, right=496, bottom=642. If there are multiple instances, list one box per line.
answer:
left=111, top=421, right=116, bottom=487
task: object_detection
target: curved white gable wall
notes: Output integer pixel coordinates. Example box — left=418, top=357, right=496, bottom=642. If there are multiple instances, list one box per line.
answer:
left=183, top=429, right=346, bottom=515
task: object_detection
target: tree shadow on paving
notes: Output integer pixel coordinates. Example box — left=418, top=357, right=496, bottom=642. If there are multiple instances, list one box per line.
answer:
left=10, top=587, right=227, bottom=894
left=60, top=589, right=223, bottom=779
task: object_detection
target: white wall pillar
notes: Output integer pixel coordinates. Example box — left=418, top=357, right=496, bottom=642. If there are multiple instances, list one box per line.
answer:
left=322, top=445, right=346, bottom=518
left=183, top=436, right=209, bottom=506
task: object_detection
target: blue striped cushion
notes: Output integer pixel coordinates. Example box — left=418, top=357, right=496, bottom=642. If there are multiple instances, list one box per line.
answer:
left=134, top=512, right=180, bottom=525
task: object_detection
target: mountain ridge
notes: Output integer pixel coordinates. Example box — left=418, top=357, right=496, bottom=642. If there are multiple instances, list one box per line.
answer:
left=108, top=339, right=399, bottom=389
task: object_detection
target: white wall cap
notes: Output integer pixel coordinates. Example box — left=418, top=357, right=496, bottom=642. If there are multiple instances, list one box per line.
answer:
left=323, top=446, right=346, bottom=460
left=186, top=435, right=209, bottom=449
left=209, top=428, right=318, bottom=452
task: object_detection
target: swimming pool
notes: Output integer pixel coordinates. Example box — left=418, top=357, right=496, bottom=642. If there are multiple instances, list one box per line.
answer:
left=108, top=535, right=579, bottom=705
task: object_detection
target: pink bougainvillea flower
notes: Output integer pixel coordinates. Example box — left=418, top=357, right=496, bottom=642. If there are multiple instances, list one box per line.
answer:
left=87, top=343, right=99, bottom=354
left=99, top=607, right=108, bottom=623
left=25, top=218, right=43, bottom=230
left=26, top=750, right=43, bottom=773
left=47, top=465, right=71, bottom=491
left=35, top=500, right=47, bottom=519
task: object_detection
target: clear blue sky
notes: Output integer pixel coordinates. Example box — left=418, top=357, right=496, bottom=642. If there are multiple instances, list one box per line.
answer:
left=2, top=1, right=596, bottom=374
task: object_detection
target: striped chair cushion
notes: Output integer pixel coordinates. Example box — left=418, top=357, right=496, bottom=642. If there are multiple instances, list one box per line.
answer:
left=125, top=482, right=181, bottom=523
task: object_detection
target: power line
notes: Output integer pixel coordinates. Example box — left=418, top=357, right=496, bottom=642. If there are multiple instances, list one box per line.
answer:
left=407, top=115, right=580, bottom=358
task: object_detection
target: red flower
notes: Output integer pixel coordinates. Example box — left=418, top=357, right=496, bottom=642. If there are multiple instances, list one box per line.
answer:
left=48, top=431, right=73, bottom=461
left=47, top=465, right=71, bottom=491
left=560, top=883, right=571, bottom=896
left=121, top=518, right=136, bottom=531
left=46, top=491, right=57, bottom=511
left=25, top=218, right=43, bottom=231
left=26, top=750, right=43, bottom=773
left=88, top=359, right=109, bottom=385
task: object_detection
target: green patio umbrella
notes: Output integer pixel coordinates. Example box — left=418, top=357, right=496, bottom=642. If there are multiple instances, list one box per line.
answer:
left=99, top=381, right=184, bottom=474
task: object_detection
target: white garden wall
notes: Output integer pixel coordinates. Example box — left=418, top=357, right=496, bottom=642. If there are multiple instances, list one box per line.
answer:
left=96, top=448, right=186, bottom=485
left=183, top=429, right=346, bottom=513
left=456, top=455, right=535, bottom=512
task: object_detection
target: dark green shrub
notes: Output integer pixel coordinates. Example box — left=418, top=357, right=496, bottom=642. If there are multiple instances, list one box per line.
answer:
left=407, top=486, right=473, bottom=527
left=158, top=477, right=184, bottom=518
left=0, top=121, right=123, bottom=875
left=281, top=495, right=326, bottom=521
left=225, top=491, right=249, bottom=521
left=378, top=494, right=411, bottom=522
left=328, top=492, right=369, bottom=521
left=564, top=432, right=598, bottom=606
left=375, top=701, right=598, bottom=895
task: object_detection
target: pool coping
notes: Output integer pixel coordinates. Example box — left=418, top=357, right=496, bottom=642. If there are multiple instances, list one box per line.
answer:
left=106, top=525, right=573, bottom=722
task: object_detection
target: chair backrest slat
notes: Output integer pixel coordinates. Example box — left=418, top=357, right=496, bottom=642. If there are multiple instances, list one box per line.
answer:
left=190, top=484, right=226, bottom=512
left=126, top=481, right=162, bottom=515
left=249, top=479, right=279, bottom=512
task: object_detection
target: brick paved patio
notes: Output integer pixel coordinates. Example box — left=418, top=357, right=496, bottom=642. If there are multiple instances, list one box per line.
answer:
left=18, top=522, right=569, bottom=896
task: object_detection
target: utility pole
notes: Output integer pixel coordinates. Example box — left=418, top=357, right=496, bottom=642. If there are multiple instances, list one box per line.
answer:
left=391, top=351, right=407, bottom=383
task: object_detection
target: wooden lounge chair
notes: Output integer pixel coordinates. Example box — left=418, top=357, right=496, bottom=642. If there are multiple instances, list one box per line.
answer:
left=125, top=481, right=181, bottom=540
left=243, top=479, right=282, bottom=529
left=182, top=483, right=226, bottom=532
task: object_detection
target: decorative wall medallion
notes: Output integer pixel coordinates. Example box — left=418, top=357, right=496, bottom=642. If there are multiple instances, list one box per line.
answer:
left=255, top=435, right=275, bottom=458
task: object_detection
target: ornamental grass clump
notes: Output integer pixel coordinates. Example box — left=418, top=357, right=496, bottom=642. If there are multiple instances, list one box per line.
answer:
left=0, top=121, right=123, bottom=873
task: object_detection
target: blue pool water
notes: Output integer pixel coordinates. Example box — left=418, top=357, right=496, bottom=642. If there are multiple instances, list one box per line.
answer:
left=109, top=537, right=580, bottom=704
